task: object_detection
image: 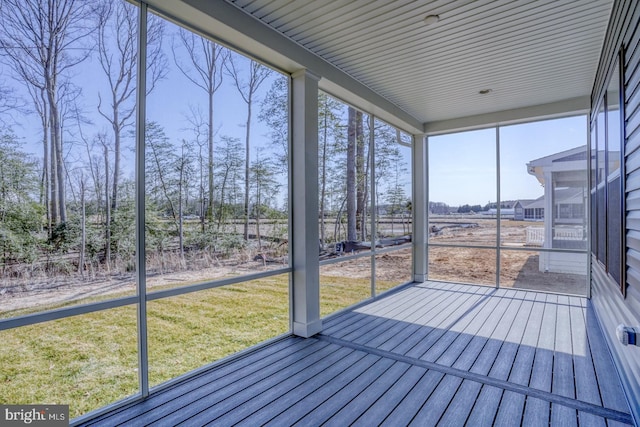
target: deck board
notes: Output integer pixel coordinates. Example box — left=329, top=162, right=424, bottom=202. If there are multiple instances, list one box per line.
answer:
left=292, top=357, right=397, bottom=426
left=382, top=285, right=490, bottom=355
left=347, top=285, right=458, bottom=346
left=263, top=353, right=381, bottom=426
left=466, top=385, right=503, bottom=426
left=554, top=295, right=576, bottom=405
left=233, top=349, right=368, bottom=426
left=79, top=282, right=634, bottom=427
left=494, top=390, right=526, bottom=426
left=191, top=345, right=356, bottom=426
left=410, top=374, right=464, bottom=426
left=322, top=361, right=411, bottom=426
left=529, top=293, right=556, bottom=393
left=156, top=341, right=342, bottom=426
left=380, top=370, right=445, bottom=427
left=350, top=365, right=427, bottom=426
left=355, top=285, right=464, bottom=348
left=322, top=287, right=422, bottom=337
left=522, top=396, right=550, bottom=426
left=437, top=379, right=483, bottom=426
left=414, top=288, right=501, bottom=362
left=551, top=403, right=578, bottom=427
left=85, top=337, right=316, bottom=425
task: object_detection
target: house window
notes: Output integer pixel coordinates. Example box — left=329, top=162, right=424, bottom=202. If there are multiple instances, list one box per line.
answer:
left=591, top=57, right=624, bottom=291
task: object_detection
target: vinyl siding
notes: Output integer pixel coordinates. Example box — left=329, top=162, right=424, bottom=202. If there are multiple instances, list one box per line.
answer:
left=591, top=0, right=640, bottom=424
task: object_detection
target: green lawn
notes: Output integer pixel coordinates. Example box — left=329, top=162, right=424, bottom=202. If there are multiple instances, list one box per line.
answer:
left=0, top=272, right=401, bottom=419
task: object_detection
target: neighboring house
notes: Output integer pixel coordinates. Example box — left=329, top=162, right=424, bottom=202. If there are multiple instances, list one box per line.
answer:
left=514, top=198, right=544, bottom=221
left=513, top=199, right=536, bottom=221
left=524, top=146, right=588, bottom=274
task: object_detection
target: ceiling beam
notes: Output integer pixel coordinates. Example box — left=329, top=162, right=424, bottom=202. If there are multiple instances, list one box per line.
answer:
left=424, top=96, right=590, bottom=135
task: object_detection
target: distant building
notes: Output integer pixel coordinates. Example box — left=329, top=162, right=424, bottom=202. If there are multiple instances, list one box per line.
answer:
left=481, top=208, right=514, bottom=218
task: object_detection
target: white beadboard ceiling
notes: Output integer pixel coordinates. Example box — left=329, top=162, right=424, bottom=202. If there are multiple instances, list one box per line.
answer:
left=226, top=0, right=613, bottom=125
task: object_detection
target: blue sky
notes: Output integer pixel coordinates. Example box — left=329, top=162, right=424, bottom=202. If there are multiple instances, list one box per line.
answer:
left=428, top=115, right=587, bottom=206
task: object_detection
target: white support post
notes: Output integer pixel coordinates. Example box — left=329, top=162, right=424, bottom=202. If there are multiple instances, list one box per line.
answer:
left=291, top=69, right=322, bottom=337
left=413, top=134, right=428, bottom=282
left=135, top=2, right=149, bottom=397
left=542, top=170, right=554, bottom=272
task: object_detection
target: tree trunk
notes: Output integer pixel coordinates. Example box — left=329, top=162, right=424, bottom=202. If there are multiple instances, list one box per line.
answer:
left=49, top=120, right=58, bottom=226
left=48, top=87, right=66, bottom=223
left=178, top=163, right=185, bottom=263
left=207, top=87, right=214, bottom=225
left=347, top=107, right=357, bottom=241
left=111, top=112, right=120, bottom=212
left=256, top=184, right=261, bottom=248
left=41, top=104, right=51, bottom=234
left=243, top=98, right=252, bottom=241
left=319, top=104, right=328, bottom=245
left=217, top=166, right=229, bottom=233
left=355, top=111, right=365, bottom=241
left=103, top=143, right=111, bottom=272
left=79, top=178, right=86, bottom=277
left=200, top=144, right=206, bottom=233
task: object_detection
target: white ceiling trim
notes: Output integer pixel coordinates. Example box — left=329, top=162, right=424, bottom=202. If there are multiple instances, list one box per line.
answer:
left=424, top=96, right=590, bottom=135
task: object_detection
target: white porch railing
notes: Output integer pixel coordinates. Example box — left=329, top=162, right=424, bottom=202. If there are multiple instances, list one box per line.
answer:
left=525, top=226, right=585, bottom=246
left=526, top=227, right=544, bottom=246
left=554, top=227, right=584, bottom=240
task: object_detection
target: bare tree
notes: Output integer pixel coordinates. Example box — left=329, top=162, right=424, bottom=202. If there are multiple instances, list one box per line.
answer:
left=355, top=110, right=367, bottom=241
left=347, top=107, right=357, bottom=241
left=259, top=77, right=289, bottom=171
left=225, top=55, right=272, bottom=240
left=250, top=147, right=280, bottom=248
left=0, top=0, right=98, bottom=227
left=172, top=29, right=227, bottom=226
left=0, top=83, right=24, bottom=126
left=183, top=105, right=219, bottom=232
left=215, top=135, right=243, bottom=233
left=317, top=93, right=342, bottom=246
left=97, top=2, right=166, bottom=213
left=78, top=174, right=86, bottom=277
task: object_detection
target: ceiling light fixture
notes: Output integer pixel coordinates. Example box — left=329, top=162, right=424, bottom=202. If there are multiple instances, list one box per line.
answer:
left=479, top=88, right=493, bottom=95
left=423, top=14, right=440, bottom=26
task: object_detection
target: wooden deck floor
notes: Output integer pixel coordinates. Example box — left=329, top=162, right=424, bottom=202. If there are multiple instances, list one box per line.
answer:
left=80, top=282, right=634, bottom=426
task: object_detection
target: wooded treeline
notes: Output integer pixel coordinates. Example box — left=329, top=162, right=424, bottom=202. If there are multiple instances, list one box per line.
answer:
left=0, top=0, right=410, bottom=284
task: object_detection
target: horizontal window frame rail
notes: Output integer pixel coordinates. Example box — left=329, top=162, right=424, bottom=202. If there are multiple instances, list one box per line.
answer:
left=428, top=242, right=588, bottom=254
left=146, top=267, right=292, bottom=301
left=372, top=243, right=413, bottom=255
left=0, top=267, right=292, bottom=332
left=319, top=242, right=412, bottom=267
